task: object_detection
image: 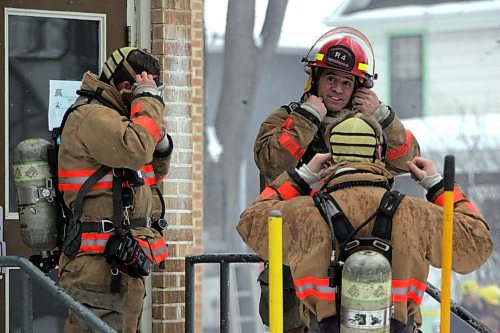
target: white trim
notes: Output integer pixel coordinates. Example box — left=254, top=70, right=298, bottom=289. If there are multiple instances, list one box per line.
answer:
left=4, top=8, right=106, bottom=219
left=4, top=267, right=20, bottom=332
left=127, top=0, right=152, bottom=49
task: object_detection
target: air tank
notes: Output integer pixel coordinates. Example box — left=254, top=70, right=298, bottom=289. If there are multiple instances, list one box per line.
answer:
left=12, top=138, right=58, bottom=252
left=340, top=250, right=392, bottom=332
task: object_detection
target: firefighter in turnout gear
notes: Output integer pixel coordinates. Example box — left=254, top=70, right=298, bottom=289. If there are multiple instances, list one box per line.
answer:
left=57, top=47, right=172, bottom=332
left=253, top=27, right=421, bottom=332
left=238, top=112, right=492, bottom=333
left=254, top=27, right=420, bottom=183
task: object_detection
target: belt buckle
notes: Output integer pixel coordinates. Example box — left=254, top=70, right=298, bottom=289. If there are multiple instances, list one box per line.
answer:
left=100, top=219, right=115, bottom=233
left=146, top=217, right=152, bottom=228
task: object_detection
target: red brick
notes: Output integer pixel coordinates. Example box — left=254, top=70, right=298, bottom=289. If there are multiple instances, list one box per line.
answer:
left=165, top=228, right=193, bottom=242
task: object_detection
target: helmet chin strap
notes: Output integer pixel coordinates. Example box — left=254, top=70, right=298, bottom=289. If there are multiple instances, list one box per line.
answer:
left=117, top=88, right=132, bottom=116
left=119, top=87, right=133, bottom=95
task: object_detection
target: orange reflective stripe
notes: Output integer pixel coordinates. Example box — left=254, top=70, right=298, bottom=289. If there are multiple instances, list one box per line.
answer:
left=260, top=186, right=277, bottom=199
left=150, top=238, right=169, bottom=263
left=59, top=181, right=113, bottom=191
left=136, top=238, right=154, bottom=261
left=79, top=233, right=168, bottom=264
left=281, top=117, right=294, bottom=131
left=278, top=132, right=305, bottom=160
left=130, top=101, right=142, bottom=118
left=277, top=181, right=301, bottom=200
left=391, top=279, right=426, bottom=305
left=79, top=233, right=111, bottom=253
left=433, top=186, right=479, bottom=212
left=140, top=165, right=157, bottom=185
left=137, top=238, right=169, bottom=264
left=140, top=164, right=154, bottom=173
left=59, top=168, right=113, bottom=191
left=434, top=186, right=463, bottom=206
left=464, top=202, right=479, bottom=213
left=294, top=276, right=336, bottom=301
left=387, top=130, right=413, bottom=161
left=134, top=116, right=160, bottom=142
left=59, top=165, right=157, bottom=191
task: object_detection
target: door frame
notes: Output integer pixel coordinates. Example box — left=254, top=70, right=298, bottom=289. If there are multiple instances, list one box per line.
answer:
left=1, top=0, right=128, bottom=331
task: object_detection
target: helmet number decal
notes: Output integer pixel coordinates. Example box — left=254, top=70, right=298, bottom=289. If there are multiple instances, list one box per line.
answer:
left=325, top=45, right=355, bottom=72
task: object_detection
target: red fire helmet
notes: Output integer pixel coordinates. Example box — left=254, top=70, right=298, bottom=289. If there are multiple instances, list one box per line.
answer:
left=303, top=27, right=377, bottom=88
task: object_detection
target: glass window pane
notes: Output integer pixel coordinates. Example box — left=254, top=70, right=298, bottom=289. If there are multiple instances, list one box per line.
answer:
left=8, top=15, right=100, bottom=214
left=390, top=35, right=423, bottom=118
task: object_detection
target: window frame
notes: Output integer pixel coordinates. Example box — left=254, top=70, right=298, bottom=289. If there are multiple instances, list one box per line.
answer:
left=4, top=7, right=106, bottom=219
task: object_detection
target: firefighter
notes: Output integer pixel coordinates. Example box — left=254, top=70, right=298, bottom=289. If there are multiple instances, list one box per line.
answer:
left=238, top=111, right=493, bottom=333
left=452, top=280, right=484, bottom=332
left=254, top=27, right=420, bottom=184
left=253, top=27, right=421, bottom=332
left=478, top=285, right=500, bottom=332
left=57, top=47, right=172, bottom=332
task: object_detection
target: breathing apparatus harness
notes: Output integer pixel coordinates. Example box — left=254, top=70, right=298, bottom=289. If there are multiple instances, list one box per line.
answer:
left=312, top=173, right=405, bottom=329
left=50, top=87, right=168, bottom=286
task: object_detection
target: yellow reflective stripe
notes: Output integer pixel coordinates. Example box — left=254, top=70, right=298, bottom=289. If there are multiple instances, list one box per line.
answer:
left=315, top=53, right=324, bottom=61
left=358, top=62, right=369, bottom=71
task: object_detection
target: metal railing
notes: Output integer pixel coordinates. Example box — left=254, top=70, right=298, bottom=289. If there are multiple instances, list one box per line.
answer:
left=0, top=256, right=116, bottom=333
left=184, top=253, right=494, bottom=333
left=185, top=253, right=263, bottom=333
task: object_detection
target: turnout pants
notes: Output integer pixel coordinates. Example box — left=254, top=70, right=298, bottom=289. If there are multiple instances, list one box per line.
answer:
left=59, top=254, right=146, bottom=333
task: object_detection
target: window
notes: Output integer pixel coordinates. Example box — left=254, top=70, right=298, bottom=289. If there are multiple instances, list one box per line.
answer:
left=390, top=35, right=422, bottom=119
left=6, top=9, right=103, bottom=217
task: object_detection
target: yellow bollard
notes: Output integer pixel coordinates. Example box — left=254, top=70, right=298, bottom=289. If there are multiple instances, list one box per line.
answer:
left=268, top=210, right=283, bottom=333
left=440, top=155, right=455, bottom=333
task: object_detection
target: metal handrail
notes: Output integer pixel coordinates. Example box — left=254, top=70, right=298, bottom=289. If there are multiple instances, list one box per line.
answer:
left=0, top=256, right=116, bottom=333
left=184, top=253, right=493, bottom=333
left=185, top=253, right=263, bottom=333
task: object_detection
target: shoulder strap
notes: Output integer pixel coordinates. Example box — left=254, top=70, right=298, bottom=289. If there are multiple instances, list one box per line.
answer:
left=313, top=191, right=354, bottom=244
left=281, top=101, right=301, bottom=114
left=372, top=190, right=405, bottom=240
left=51, top=104, right=81, bottom=146
left=72, top=166, right=112, bottom=222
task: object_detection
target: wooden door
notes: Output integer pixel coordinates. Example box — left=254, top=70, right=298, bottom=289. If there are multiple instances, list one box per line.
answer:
left=0, top=1, right=127, bottom=331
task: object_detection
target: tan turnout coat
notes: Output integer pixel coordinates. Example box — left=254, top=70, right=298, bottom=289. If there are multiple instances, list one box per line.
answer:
left=254, top=104, right=420, bottom=182
left=237, top=162, right=493, bottom=327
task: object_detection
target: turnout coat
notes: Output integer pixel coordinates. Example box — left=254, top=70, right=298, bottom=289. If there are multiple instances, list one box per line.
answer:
left=254, top=102, right=420, bottom=182
left=237, top=162, right=493, bottom=327
left=58, top=72, right=170, bottom=267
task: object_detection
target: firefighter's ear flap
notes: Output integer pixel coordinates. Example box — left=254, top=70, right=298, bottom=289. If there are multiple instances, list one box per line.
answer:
left=303, top=74, right=313, bottom=95
left=357, top=76, right=374, bottom=89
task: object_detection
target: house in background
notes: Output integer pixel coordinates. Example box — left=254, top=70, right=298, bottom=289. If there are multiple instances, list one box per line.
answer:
left=323, top=0, right=500, bottom=119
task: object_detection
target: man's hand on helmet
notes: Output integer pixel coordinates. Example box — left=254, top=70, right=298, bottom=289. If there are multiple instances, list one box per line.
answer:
left=301, top=95, right=328, bottom=122
left=132, top=71, right=161, bottom=97
left=351, top=87, right=379, bottom=115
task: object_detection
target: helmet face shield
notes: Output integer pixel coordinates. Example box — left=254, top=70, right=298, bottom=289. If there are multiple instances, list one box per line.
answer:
left=303, top=27, right=377, bottom=88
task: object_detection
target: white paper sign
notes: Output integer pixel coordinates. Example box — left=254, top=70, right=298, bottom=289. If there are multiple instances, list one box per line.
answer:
left=48, top=80, right=81, bottom=130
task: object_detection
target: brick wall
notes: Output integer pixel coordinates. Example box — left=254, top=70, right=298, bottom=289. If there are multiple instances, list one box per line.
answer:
left=151, top=0, right=204, bottom=332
